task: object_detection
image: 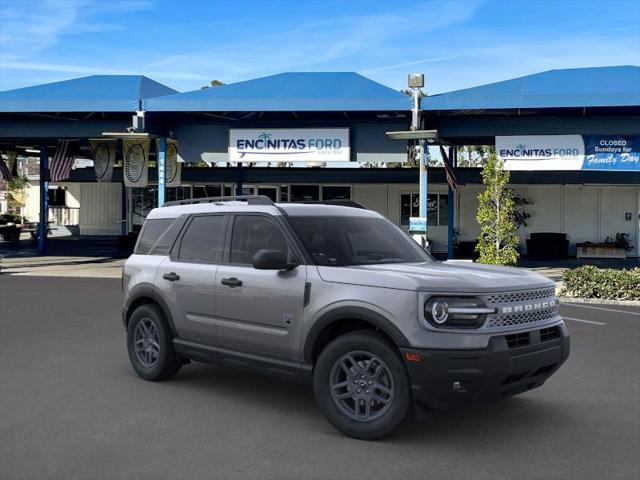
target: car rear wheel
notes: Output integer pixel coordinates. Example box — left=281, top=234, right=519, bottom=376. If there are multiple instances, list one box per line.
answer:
left=313, top=330, right=411, bottom=440
left=127, top=303, right=181, bottom=381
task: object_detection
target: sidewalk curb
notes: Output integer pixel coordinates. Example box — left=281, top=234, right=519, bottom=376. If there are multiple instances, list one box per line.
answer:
left=558, top=297, right=640, bottom=306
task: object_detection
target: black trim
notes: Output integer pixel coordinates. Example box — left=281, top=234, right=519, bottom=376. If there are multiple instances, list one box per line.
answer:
left=302, top=306, right=411, bottom=364
left=173, top=338, right=312, bottom=383
left=401, top=324, right=570, bottom=419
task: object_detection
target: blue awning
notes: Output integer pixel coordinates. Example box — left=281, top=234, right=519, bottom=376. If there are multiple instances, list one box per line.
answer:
left=145, top=72, right=411, bottom=112
left=422, top=66, right=640, bottom=111
left=0, top=75, right=178, bottom=113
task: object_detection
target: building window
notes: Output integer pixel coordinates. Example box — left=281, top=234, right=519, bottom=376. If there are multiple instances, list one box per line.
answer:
left=322, top=185, right=351, bottom=201
left=167, top=186, right=192, bottom=202
left=132, top=187, right=157, bottom=228
left=193, top=185, right=222, bottom=199
left=48, top=187, right=66, bottom=207
left=400, top=193, right=449, bottom=229
left=290, top=185, right=319, bottom=202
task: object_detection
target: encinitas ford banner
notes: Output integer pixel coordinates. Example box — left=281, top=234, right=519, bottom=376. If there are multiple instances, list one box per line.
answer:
left=229, top=128, right=350, bottom=163
left=497, top=135, right=640, bottom=171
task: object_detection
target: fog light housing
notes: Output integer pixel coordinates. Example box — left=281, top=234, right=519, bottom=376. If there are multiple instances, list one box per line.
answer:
left=424, top=297, right=494, bottom=329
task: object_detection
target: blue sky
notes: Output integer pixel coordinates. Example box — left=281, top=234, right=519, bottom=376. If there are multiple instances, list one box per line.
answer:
left=0, top=0, right=638, bottom=94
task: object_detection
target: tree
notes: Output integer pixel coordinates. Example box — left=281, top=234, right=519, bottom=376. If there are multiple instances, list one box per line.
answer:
left=475, top=153, right=519, bottom=265
left=201, top=80, right=225, bottom=89
left=457, top=145, right=495, bottom=167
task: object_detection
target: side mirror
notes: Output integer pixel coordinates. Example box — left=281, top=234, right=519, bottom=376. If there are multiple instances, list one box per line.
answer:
left=252, top=249, right=298, bottom=271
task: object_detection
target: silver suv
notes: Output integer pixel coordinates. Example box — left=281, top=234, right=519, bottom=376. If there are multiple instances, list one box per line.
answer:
left=122, top=195, right=569, bottom=439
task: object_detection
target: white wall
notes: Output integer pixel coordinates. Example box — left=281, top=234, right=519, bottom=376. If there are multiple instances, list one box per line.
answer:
left=459, top=183, right=639, bottom=257
left=78, top=182, right=122, bottom=235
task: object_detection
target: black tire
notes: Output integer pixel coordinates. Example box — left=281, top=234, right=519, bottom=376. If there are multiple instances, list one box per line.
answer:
left=127, top=303, right=181, bottom=381
left=313, top=330, right=411, bottom=440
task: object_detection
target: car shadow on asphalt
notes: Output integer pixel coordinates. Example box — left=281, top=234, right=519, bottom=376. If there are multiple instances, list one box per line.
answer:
left=128, top=361, right=574, bottom=442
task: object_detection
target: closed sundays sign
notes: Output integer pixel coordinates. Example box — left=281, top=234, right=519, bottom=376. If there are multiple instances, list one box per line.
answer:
left=229, top=128, right=350, bottom=162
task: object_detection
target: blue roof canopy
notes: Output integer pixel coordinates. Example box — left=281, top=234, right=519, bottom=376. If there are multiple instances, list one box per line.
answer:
left=0, top=75, right=178, bottom=113
left=145, top=72, right=411, bottom=112
left=422, top=66, right=640, bottom=111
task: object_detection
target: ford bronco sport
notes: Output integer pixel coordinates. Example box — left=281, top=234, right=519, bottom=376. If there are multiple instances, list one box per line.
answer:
left=122, top=195, right=569, bottom=440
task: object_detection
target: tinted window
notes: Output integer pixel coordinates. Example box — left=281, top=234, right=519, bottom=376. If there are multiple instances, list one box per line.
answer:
left=230, top=216, right=288, bottom=264
left=178, top=215, right=227, bottom=263
left=135, top=218, right=174, bottom=254
left=148, top=217, right=186, bottom=255
left=289, top=215, right=431, bottom=266
left=290, top=185, right=319, bottom=201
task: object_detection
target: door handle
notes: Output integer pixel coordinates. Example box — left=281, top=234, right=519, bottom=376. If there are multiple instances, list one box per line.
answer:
left=163, top=272, right=180, bottom=282
left=221, top=277, right=243, bottom=287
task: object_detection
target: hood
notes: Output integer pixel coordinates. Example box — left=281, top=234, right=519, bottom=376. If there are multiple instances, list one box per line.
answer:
left=317, top=260, right=553, bottom=293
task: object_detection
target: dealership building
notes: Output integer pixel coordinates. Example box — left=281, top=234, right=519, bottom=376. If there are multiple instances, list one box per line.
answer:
left=1, top=66, right=639, bottom=257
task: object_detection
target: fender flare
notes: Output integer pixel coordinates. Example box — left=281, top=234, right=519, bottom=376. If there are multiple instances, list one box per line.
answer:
left=303, top=306, right=410, bottom=364
left=124, top=283, right=178, bottom=337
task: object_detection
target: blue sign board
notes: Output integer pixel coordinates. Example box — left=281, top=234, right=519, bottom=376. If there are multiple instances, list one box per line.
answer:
left=582, top=135, right=640, bottom=171
left=409, top=217, right=427, bottom=233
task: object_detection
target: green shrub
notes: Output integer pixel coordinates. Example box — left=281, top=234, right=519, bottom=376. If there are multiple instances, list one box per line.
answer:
left=561, top=265, right=640, bottom=300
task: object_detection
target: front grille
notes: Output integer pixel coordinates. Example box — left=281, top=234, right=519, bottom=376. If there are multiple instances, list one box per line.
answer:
left=482, top=287, right=558, bottom=331
left=485, top=287, right=556, bottom=305
left=487, top=306, right=559, bottom=329
left=505, top=326, right=562, bottom=349
left=540, top=326, right=561, bottom=342
left=506, top=332, right=530, bottom=348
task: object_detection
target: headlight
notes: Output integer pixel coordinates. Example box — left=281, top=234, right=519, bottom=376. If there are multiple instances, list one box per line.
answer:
left=424, top=297, right=494, bottom=329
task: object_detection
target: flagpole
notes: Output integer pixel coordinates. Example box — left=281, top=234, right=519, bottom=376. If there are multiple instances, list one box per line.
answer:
left=38, top=144, right=48, bottom=254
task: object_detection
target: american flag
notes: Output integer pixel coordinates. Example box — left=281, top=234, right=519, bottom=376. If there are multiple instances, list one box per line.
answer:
left=0, top=156, right=12, bottom=181
left=49, top=140, right=78, bottom=182
left=439, top=145, right=458, bottom=190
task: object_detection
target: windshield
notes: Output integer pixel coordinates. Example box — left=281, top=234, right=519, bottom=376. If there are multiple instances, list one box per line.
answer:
left=288, top=215, right=433, bottom=266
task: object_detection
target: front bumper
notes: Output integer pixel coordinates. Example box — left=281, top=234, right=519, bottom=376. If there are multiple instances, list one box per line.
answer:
left=400, top=322, right=570, bottom=419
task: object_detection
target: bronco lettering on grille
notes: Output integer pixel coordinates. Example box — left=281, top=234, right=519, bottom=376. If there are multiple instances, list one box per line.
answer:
left=500, top=299, right=556, bottom=314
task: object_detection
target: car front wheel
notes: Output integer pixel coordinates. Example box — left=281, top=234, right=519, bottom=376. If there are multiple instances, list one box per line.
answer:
left=313, top=330, right=411, bottom=440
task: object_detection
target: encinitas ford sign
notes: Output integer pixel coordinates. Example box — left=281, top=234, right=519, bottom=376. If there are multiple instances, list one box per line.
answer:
left=229, top=128, right=350, bottom=163
left=497, top=135, right=585, bottom=170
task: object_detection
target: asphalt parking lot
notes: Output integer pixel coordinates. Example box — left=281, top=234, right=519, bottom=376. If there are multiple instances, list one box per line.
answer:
left=1, top=276, right=638, bottom=480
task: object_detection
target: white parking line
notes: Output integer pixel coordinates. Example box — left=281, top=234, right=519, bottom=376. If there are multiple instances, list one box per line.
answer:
left=562, top=316, right=607, bottom=326
left=562, top=303, right=640, bottom=317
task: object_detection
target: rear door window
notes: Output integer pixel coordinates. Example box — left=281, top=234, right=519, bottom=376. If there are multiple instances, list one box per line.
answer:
left=135, top=218, right=175, bottom=254
left=177, top=215, right=227, bottom=264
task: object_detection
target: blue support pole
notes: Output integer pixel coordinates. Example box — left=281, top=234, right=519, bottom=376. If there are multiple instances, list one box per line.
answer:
left=38, top=144, right=48, bottom=254
left=236, top=162, right=244, bottom=195
left=157, top=137, right=166, bottom=207
left=447, top=146, right=456, bottom=259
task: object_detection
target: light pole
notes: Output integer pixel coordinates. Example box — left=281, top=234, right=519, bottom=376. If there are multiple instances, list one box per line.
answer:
left=408, top=73, right=428, bottom=248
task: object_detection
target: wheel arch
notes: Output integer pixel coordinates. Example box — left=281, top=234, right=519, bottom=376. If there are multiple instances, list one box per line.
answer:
left=124, top=283, right=178, bottom=337
left=303, top=306, right=410, bottom=365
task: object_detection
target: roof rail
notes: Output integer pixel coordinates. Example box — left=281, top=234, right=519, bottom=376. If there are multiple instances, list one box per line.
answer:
left=163, top=195, right=275, bottom=207
left=296, top=200, right=367, bottom=209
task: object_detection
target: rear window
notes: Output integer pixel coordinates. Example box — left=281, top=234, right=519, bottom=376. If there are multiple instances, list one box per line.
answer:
left=135, top=218, right=175, bottom=255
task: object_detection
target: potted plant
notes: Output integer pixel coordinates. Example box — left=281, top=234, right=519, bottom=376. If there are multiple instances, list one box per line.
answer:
left=576, top=233, right=633, bottom=259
